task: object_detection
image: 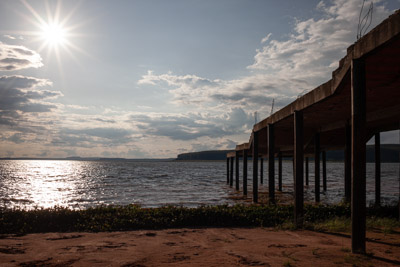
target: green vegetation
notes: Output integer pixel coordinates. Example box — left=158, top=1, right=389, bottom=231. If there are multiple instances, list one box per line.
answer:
left=308, top=215, right=400, bottom=234
left=0, top=203, right=398, bottom=234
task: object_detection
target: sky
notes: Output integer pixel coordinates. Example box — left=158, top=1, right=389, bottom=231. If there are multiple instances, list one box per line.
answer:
left=0, top=0, right=399, bottom=159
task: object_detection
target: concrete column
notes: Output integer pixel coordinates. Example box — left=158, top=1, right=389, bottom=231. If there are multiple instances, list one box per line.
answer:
left=278, top=152, right=283, bottom=192
left=345, top=123, right=351, bottom=202
left=268, top=124, right=275, bottom=204
left=375, top=133, right=381, bottom=206
left=226, top=157, right=229, bottom=184
left=253, top=131, right=259, bottom=203
left=351, top=58, right=366, bottom=254
left=292, top=157, right=295, bottom=182
left=323, top=151, right=327, bottom=192
left=305, top=157, right=309, bottom=186
left=235, top=151, right=240, bottom=191
left=315, top=133, right=320, bottom=202
left=260, top=158, right=264, bottom=184
left=294, top=110, right=304, bottom=227
left=230, top=157, right=234, bottom=187
left=243, top=149, right=248, bottom=196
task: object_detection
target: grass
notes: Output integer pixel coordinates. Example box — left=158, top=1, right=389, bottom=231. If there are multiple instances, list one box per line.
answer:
left=367, top=217, right=400, bottom=234
left=308, top=215, right=400, bottom=234
left=309, top=217, right=351, bottom=233
left=0, top=203, right=398, bottom=234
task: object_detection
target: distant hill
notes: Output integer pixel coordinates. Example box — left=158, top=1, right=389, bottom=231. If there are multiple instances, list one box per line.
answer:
left=328, top=144, right=400, bottom=162
left=176, top=144, right=400, bottom=162
left=176, top=150, right=233, bottom=161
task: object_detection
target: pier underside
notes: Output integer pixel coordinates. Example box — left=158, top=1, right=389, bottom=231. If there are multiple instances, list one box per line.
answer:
left=227, top=11, right=400, bottom=254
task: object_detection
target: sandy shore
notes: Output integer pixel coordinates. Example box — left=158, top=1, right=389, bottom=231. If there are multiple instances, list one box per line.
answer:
left=1, top=227, right=399, bottom=266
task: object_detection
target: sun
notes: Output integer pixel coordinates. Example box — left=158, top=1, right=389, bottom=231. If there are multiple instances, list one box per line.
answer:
left=40, top=22, right=67, bottom=47
left=15, top=0, right=89, bottom=64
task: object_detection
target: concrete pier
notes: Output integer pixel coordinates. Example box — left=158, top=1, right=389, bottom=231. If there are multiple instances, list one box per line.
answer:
left=278, top=152, right=282, bottom=192
left=305, top=157, right=309, bottom=186
left=253, top=131, right=259, bottom=203
left=322, top=151, right=327, bottom=192
left=235, top=151, right=239, bottom=191
left=315, top=133, right=320, bottom=203
left=294, top=111, right=304, bottom=227
left=375, top=133, right=381, bottom=206
left=226, top=158, right=229, bottom=184
left=268, top=124, right=275, bottom=204
left=243, top=149, right=248, bottom=196
left=230, top=157, right=233, bottom=187
left=351, top=58, right=367, bottom=254
left=227, top=11, right=400, bottom=254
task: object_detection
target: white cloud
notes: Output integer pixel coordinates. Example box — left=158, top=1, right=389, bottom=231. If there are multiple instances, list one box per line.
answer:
left=261, top=33, right=272, bottom=44
left=138, top=70, right=297, bottom=115
left=130, top=0, right=397, bottom=157
left=129, top=108, right=254, bottom=141
left=2, top=0, right=397, bottom=158
left=248, top=0, right=391, bottom=88
left=3, top=35, right=16, bottom=40
left=137, top=0, right=394, bottom=128
left=0, top=75, right=59, bottom=121
left=0, top=42, right=43, bottom=71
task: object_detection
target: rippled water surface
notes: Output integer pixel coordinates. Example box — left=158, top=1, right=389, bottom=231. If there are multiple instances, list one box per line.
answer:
left=0, top=160, right=399, bottom=209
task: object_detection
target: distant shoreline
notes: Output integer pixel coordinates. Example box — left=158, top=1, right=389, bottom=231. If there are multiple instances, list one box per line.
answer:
left=0, top=157, right=175, bottom=162
left=1, top=144, right=399, bottom=162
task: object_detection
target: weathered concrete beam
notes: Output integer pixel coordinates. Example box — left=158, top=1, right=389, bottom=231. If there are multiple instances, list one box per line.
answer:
left=227, top=152, right=236, bottom=158
left=254, top=81, right=332, bottom=132
left=352, top=11, right=400, bottom=59
left=236, top=143, right=250, bottom=151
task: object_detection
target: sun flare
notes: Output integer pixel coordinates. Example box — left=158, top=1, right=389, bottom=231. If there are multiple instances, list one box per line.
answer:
left=40, top=22, right=67, bottom=47
left=15, top=0, right=89, bottom=65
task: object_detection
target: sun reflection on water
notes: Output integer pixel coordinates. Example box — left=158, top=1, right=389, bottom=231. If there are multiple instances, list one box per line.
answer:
left=26, top=160, right=78, bottom=208
left=0, top=160, right=89, bottom=210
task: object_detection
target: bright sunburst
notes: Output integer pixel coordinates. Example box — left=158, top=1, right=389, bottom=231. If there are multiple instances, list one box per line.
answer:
left=40, top=22, right=67, bottom=47
left=15, top=0, right=89, bottom=66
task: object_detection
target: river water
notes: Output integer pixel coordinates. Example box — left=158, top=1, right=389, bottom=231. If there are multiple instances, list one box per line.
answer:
left=0, top=160, right=398, bottom=209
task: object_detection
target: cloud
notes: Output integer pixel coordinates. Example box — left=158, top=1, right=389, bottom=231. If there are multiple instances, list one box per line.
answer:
left=261, top=33, right=272, bottom=44
left=3, top=35, right=16, bottom=40
left=130, top=108, right=254, bottom=141
left=137, top=0, right=393, bottom=126
left=2, top=0, right=396, bottom=158
left=65, top=127, right=132, bottom=141
left=48, top=127, right=135, bottom=149
left=248, top=0, right=391, bottom=87
left=6, top=133, right=24, bottom=144
left=0, top=42, right=43, bottom=71
left=138, top=70, right=298, bottom=117
left=93, top=118, right=116, bottom=124
left=0, top=75, right=60, bottom=123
